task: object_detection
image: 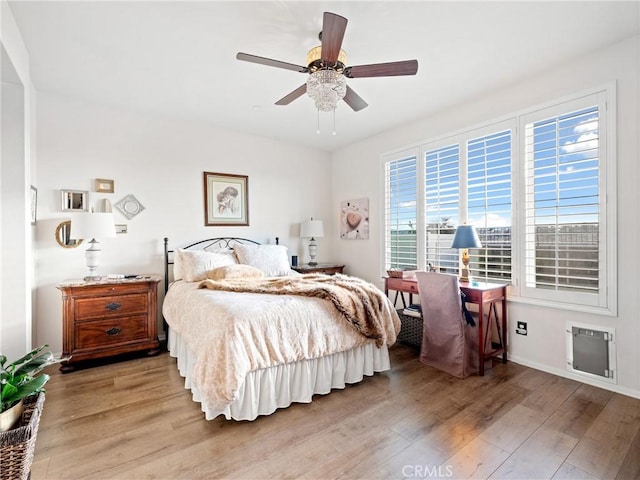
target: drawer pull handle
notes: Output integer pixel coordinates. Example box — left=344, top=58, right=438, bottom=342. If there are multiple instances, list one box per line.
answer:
left=106, top=302, right=121, bottom=311
left=105, top=327, right=121, bottom=336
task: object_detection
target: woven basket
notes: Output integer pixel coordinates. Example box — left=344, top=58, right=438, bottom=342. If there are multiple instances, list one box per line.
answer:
left=387, top=269, right=414, bottom=278
left=0, top=393, right=45, bottom=480
left=396, top=310, right=424, bottom=348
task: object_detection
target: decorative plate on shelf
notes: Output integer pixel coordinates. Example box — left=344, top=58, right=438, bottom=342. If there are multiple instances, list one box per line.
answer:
left=115, top=194, right=145, bottom=220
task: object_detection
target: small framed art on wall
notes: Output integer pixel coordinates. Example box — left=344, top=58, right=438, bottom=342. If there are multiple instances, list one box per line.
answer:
left=61, top=189, right=88, bottom=212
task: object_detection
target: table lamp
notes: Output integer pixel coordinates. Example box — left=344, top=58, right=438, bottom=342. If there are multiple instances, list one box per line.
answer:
left=451, top=224, right=482, bottom=282
left=300, top=217, right=324, bottom=266
left=71, top=212, right=116, bottom=280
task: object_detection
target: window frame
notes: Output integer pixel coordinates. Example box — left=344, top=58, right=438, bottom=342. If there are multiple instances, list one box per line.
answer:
left=515, top=87, right=616, bottom=314
left=381, top=83, right=616, bottom=316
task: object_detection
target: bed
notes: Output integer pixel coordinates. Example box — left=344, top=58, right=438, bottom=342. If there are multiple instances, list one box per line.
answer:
left=162, top=237, right=400, bottom=421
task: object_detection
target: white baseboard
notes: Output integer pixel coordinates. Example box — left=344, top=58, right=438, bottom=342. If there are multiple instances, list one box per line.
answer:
left=508, top=354, right=640, bottom=400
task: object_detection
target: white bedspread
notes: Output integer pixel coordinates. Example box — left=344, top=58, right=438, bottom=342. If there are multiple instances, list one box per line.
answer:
left=162, top=280, right=400, bottom=414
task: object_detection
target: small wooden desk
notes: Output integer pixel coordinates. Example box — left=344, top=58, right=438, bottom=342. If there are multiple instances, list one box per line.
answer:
left=384, top=276, right=507, bottom=376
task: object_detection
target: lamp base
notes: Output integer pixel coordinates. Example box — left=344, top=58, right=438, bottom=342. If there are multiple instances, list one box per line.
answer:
left=459, top=249, right=471, bottom=282
left=84, top=239, right=102, bottom=280
left=308, top=237, right=318, bottom=267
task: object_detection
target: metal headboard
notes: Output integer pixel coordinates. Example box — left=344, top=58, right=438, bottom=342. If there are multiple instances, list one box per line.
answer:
left=163, top=236, right=279, bottom=294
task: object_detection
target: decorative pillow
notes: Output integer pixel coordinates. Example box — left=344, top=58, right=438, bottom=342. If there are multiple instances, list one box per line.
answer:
left=178, top=249, right=237, bottom=282
left=173, top=251, right=184, bottom=280
left=206, top=264, right=265, bottom=281
left=233, top=244, right=291, bottom=277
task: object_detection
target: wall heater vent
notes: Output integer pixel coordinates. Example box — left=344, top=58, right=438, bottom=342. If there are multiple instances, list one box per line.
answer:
left=566, top=322, right=616, bottom=384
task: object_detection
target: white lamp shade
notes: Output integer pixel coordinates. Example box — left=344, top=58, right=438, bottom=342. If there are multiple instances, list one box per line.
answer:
left=300, top=218, right=324, bottom=238
left=71, top=212, right=116, bottom=240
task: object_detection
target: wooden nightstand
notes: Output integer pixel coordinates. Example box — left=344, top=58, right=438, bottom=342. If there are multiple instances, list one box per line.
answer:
left=56, top=276, right=161, bottom=371
left=292, top=263, right=345, bottom=275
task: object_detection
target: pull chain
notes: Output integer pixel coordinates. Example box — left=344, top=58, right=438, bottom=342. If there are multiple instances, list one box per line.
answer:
left=332, top=110, right=337, bottom=136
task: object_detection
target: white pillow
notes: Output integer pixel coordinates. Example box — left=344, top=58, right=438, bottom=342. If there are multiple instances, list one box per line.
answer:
left=173, top=250, right=184, bottom=280
left=234, top=244, right=291, bottom=277
left=178, top=249, right=237, bottom=282
left=206, top=264, right=265, bottom=281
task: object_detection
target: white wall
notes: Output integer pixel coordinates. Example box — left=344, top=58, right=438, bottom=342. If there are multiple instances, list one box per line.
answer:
left=330, top=35, right=640, bottom=398
left=34, top=92, right=333, bottom=353
left=0, top=1, right=37, bottom=360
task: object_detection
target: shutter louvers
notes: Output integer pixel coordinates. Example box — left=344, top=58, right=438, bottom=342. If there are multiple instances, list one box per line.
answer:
left=467, top=130, right=513, bottom=282
left=524, top=106, right=600, bottom=293
left=425, top=145, right=459, bottom=273
left=385, top=156, right=418, bottom=270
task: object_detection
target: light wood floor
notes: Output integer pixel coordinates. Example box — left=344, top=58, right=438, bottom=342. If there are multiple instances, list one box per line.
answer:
left=31, top=345, right=640, bottom=480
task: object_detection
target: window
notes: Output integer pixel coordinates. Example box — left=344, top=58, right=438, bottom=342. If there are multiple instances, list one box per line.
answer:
left=520, top=91, right=613, bottom=311
left=383, top=86, right=615, bottom=314
left=420, top=123, right=514, bottom=282
left=424, top=144, right=459, bottom=273
left=467, top=130, right=512, bottom=282
left=384, top=152, right=417, bottom=270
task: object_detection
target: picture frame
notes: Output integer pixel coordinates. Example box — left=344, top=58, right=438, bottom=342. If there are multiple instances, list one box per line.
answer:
left=61, top=189, right=88, bottom=212
left=340, top=198, right=369, bottom=240
left=95, top=178, right=114, bottom=193
left=203, top=172, right=249, bottom=226
left=114, top=194, right=145, bottom=220
left=30, top=185, right=37, bottom=225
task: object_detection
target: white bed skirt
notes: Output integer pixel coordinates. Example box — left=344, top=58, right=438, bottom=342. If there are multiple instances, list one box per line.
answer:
left=168, top=329, right=391, bottom=421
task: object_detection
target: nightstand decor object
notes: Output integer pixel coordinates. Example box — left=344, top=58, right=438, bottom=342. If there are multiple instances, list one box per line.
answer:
left=300, top=217, right=324, bottom=266
left=71, top=212, right=116, bottom=280
left=451, top=224, right=482, bottom=282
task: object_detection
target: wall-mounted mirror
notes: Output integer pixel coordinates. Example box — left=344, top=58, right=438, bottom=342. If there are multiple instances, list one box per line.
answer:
left=55, top=220, right=83, bottom=248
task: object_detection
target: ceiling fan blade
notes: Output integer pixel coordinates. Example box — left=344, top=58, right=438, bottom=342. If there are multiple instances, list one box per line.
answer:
left=275, top=84, right=307, bottom=105
left=236, top=52, right=308, bottom=73
left=343, top=86, right=368, bottom=112
left=320, top=12, right=348, bottom=64
left=344, top=60, right=419, bottom=78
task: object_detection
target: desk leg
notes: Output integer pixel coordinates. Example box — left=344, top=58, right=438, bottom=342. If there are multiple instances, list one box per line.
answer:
left=386, top=286, right=407, bottom=310
left=478, top=301, right=485, bottom=376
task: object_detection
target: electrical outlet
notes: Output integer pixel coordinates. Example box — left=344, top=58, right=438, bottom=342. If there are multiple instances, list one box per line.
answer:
left=516, top=321, right=528, bottom=336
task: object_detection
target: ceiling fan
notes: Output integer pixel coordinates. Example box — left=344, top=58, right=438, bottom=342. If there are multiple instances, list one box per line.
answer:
left=236, top=12, right=418, bottom=113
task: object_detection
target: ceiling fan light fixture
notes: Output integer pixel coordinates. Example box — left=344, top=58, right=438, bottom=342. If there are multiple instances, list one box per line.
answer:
left=306, top=69, right=347, bottom=112
left=306, top=46, right=347, bottom=71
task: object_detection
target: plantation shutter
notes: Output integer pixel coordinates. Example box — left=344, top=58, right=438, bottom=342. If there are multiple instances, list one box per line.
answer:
left=467, top=130, right=512, bottom=282
left=385, top=155, right=418, bottom=270
left=524, top=106, right=600, bottom=294
left=424, top=144, right=460, bottom=273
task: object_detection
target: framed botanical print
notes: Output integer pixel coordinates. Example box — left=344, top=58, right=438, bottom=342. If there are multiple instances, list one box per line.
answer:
left=203, top=172, right=249, bottom=226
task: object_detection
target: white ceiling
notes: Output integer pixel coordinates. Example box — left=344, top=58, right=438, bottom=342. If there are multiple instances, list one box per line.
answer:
left=7, top=1, right=640, bottom=152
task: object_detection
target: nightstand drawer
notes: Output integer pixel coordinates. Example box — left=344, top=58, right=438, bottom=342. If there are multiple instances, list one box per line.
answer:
left=75, top=293, right=148, bottom=320
left=75, top=315, right=148, bottom=349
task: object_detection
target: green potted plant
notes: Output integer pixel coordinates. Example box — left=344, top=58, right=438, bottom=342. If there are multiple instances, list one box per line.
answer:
left=1, top=345, right=65, bottom=431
